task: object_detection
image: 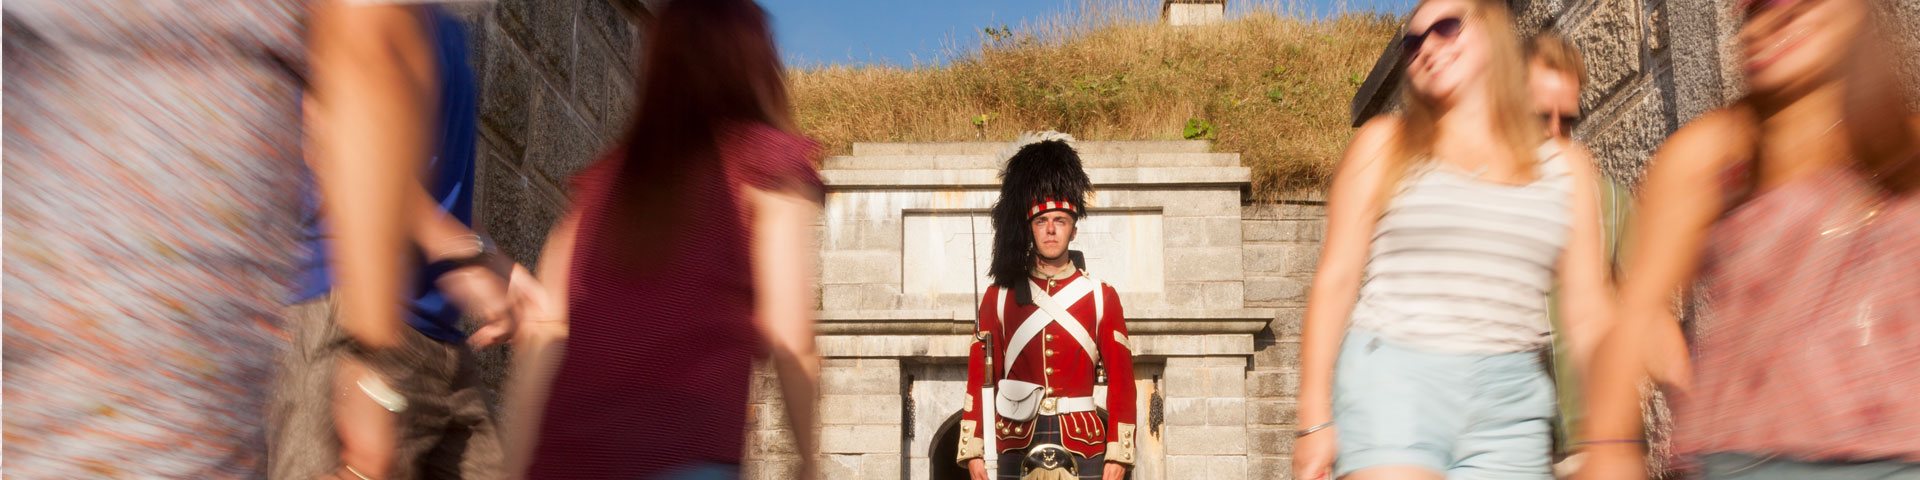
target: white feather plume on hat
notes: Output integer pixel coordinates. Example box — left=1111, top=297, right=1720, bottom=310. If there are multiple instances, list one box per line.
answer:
left=995, top=130, right=1075, bottom=169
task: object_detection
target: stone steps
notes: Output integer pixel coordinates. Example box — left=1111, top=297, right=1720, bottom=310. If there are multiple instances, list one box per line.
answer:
left=849, top=140, right=1212, bottom=156
left=821, top=152, right=1241, bottom=171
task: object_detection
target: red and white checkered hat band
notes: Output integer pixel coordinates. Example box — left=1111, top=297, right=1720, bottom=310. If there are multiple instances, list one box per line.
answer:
left=1028, top=197, right=1081, bottom=218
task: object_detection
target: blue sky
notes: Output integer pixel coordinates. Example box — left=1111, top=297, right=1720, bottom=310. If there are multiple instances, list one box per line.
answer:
left=760, top=0, right=1418, bottom=68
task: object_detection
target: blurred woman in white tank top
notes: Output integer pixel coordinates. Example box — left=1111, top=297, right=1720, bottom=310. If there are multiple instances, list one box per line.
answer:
left=1289, top=0, right=1616, bottom=478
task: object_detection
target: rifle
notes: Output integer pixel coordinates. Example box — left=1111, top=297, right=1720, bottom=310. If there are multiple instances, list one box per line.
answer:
left=970, top=210, right=998, bottom=477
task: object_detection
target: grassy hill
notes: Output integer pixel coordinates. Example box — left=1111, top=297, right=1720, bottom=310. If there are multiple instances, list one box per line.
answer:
left=787, top=3, right=1402, bottom=199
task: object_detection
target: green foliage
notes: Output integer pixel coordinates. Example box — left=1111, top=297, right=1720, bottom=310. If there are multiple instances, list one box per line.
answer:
left=1182, top=118, right=1216, bottom=140
left=984, top=25, right=1014, bottom=43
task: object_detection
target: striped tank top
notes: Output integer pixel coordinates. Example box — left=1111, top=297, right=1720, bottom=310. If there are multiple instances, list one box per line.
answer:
left=1349, top=142, right=1574, bottom=354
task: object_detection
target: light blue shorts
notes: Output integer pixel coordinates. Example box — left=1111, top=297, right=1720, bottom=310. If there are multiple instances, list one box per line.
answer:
left=1332, top=329, right=1556, bottom=479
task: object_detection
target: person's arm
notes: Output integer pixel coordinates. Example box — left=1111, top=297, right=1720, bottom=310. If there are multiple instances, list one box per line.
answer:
left=501, top=211, right=577, bottom=479
left=1552, top=141, right=1616, bottom=379
left=1097, top=284, right=1136, bottom=480
left=1577, top=110, right=1746, bottom=479
left=307, top=3, right=436, bottom=478
left=406, top=184, right=528, bottom=348
left=747, top=185, right=823, bottom=480
left=1292, top=116, right=1398, bottom=480
left=308, top=1, right=434, bottom=350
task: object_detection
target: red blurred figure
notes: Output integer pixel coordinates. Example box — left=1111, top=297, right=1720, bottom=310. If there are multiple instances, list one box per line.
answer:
left=501, top=1, right=825, bottom=479
left=1579, top=0, right=1920, bottom=477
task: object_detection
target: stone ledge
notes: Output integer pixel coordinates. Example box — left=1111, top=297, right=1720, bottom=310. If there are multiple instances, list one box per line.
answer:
left=852, top=140, right=1211, bottom=156
left=816, top=308, right=1276, bottom=336
left=817, top=333, right=1259, bottom=358
left=822, top=167, right=1252, bottom=189
left=823, top=152, right=1241, bottom=170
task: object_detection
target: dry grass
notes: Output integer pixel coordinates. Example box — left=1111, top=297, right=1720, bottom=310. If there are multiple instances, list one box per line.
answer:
left=787, top=1, right=1402, bottom=198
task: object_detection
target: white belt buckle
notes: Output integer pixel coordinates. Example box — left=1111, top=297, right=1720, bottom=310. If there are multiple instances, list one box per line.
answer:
left=1039, top=397, right=1058, bottom=416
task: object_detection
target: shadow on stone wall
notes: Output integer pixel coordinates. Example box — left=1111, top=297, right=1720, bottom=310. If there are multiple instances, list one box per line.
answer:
left=444, top=0, right=641, bottom=404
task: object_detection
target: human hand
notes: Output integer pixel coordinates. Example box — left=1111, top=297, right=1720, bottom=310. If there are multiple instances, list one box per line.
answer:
left=470, top=263, right=549, bottom=348
left=1102, top=461, right=1127, bottom=480
left=333, top=358, right=398, bottom=480
left=1291, top=426, right=1337, bottom=480
left=967, top=458, right=988, bottom=480
left=506, top=263, right=568, bottom=345
left=435, top=265, right=512, bottom=348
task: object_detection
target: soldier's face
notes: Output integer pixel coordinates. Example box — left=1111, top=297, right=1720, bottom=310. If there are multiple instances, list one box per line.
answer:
left=1030, top=211, right=1077, bottom=260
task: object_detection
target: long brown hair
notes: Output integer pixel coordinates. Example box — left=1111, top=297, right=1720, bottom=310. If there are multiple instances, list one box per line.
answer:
left=1735, top=0, right=1920, bottom=195
left=1839, top=6, right=1920, bottom=193
left=608, top=0, right=795, bottom=270
left=1381, top=0, right=1543, bottom=207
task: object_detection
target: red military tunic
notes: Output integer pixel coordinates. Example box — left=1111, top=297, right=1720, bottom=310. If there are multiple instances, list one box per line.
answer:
left=957, top=268, right=1137, bottom=466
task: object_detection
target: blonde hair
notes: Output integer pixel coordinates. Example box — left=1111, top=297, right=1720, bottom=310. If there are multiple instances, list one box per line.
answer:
left=1382, top=0, right=1545, bottom=206
left=1526, top=31, right=1587, bottom=89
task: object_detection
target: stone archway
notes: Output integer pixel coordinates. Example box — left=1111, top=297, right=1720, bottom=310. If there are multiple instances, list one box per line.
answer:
left=926, top=411, right=969, bottom=480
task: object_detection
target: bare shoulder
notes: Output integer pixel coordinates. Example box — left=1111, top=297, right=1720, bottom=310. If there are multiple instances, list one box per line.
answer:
left=1335, top=115, right=1403, bottom=179
left=1547, top=138, right=1604, bottom=182
left=1651, top=107, right=1759, bottom=176
left=1349, top=115, right=1404, bottom=154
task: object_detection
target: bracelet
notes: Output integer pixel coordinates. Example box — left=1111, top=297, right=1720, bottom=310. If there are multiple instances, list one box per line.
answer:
left=343, top=464, right=377, bottom=480
left=426, top=235, right=504, bottom=277
left=356, top=372, right=409, bottom=413
left=1294, top=421, right=1335, bottom=438
left=432, top=248, right=498, bottom=271
left=433, top=233, right=485, bottom=259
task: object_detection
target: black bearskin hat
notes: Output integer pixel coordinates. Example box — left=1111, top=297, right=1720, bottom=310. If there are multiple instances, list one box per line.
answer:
left=988, top=132, right=1091, bottom=304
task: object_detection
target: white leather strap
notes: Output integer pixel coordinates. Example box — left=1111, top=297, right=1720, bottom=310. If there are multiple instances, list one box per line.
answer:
left=1092, top=277, right=1105, bottom=333
left=1029, top=279, right=1099, bottom=365
left=1002, top=277, right=1095, bottom=376
left=1054, top=396, right=1099, bottom=414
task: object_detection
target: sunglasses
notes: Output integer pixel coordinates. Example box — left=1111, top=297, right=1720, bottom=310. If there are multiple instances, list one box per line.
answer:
left=1540, top=112, right=1582, bottom=135
left=1401, top=17, right=1465, bottom=62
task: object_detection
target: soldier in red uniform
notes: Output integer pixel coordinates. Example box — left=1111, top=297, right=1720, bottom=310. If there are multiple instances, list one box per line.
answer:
left=958, top=134, right=1136, bottom=480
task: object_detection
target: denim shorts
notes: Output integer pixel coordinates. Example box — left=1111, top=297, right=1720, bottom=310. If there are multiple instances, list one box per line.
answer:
left=1333, top=329, right=1557, bottom=479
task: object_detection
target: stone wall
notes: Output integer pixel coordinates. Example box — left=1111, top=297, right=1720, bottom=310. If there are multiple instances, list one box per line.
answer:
left=1239, top=202, right=1325, bottom=480
left=1894, top=0, right=1920, bottom=107
left=450, top=0, right=642, bottom=392
left=746, top=141, right=1280, bottom=480
left=1512, top=0, right=1920, bottom=186
left=1507, top=0, right=1745, bottom=187
left=452, top=0, right=641, bottom=268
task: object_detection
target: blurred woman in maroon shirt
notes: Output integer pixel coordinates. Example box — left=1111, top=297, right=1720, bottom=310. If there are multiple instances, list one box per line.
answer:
left=1578, top=0, right=1920, bottom=477
left=501, top=1, right=823, bottom=478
